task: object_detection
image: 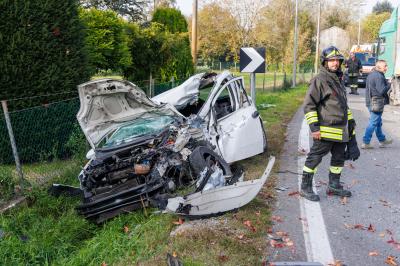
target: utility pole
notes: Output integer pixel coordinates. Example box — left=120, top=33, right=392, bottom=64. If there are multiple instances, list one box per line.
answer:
left=357, top=1, right=366, bottom=45
left=314, top=0, right=321, bottom=74
left=191, top=0, right=198, bottom=65
left=292, top=0, right=299, bottom=88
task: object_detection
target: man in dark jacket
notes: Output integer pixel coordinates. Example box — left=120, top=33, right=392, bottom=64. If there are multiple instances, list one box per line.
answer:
left=361, top=60, right=393, bottom=148
left=301, top=46, right=356, bottom=201
left=345, top=52, right=362, bottom=95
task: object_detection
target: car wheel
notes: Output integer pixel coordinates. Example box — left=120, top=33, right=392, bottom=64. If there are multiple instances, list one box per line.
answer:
left=189, top=146, right=232, bottom=178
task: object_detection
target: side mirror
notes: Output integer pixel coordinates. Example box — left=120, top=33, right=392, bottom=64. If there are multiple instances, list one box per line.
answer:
left=86, top=149, right=95, bottom=160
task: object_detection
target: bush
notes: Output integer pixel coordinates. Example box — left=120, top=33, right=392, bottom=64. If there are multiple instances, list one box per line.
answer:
left=152, top=7, right=188, bottom=33
left=0, top=0, right=90, bottom=105
left=80, top=8, right=132, bottom=74
left=124, top=23, right=193, bottom=82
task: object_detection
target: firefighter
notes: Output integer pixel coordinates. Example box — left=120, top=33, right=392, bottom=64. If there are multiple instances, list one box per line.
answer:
left=346, top=52, right=362, bottom=95
left=301, top=46, right=355, bottom=201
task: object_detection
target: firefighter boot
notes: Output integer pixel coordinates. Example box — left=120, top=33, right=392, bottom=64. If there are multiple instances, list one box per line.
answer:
left=326, top=172, right=352, bottom=197
left=349, top=85, right=359, bottom=95
left=300, top=173, right=320, bottom=201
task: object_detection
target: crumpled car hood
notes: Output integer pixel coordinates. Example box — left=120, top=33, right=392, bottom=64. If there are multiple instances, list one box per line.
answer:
left=77, top=78, right=171, bottom=148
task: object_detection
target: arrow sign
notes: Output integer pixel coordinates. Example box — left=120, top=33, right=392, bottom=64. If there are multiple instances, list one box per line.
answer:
left=240, top=47, right=265, bottom=73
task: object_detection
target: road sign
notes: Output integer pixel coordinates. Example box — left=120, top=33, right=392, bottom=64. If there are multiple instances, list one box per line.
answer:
left=240, top=47, right=265, bottom=73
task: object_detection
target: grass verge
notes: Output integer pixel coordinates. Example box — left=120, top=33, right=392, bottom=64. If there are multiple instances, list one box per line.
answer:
left=0, top=85, right=307, bottom=265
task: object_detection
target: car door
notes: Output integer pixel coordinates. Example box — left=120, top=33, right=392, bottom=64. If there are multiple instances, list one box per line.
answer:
left=208, top=77, right=265, bottom=163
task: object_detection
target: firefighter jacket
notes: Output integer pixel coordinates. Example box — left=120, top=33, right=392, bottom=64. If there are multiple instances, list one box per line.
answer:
left=346, top=57, right=362, bottom=77
left=304, top=67, right=355, bottom=143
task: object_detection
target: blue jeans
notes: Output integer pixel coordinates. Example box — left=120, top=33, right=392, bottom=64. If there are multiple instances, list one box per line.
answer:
left=363, top=111, right=386, bottom=144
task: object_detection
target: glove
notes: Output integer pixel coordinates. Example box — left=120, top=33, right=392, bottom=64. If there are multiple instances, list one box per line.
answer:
left=345, top=135, right=360, bottom=161
left=348, top=119, right=356, bottom=136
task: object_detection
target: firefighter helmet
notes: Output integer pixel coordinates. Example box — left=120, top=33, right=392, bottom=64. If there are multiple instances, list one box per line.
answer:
left=320, top=46, right=344, bottom=65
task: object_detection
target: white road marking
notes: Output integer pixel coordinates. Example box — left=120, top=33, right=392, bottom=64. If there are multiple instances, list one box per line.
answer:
left=298, top=118, right=334, bottom=265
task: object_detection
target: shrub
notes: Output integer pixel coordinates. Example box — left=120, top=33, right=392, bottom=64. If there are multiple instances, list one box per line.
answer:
left=0, top=0, right=90, bottom=105
left=80, top=8, right=132, bottom=74
left=152, top=7, right=188, bottom=33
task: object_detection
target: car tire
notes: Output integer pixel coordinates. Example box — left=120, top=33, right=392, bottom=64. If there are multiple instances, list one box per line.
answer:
left=189, top=146, right=232, bottom=178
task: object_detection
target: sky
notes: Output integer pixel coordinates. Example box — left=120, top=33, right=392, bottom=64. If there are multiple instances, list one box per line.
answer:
left=176, top=0, right=400, bottom=17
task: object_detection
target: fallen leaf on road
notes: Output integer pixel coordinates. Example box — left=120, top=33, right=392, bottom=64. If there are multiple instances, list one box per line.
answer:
left=380, top=199, right=391, bottom=207
left=387, top=229, right=393, bottom=235
left=344, top=223, right=353, bottom=229
left=354, top=224, right=365, bottom=230
left=380, top=232, right=386, bottom=238
left=369, top=251, right=379, bottom=256
left=328, top=260, right=343, bottom=266
left=341, top=197, right=348, bottom=205
left=298, top=148, right=307, bottom=155
left=270, top=239, right=285, bottom=248
left=276, top=231, right=289, bottom=237
left=387, top=237, right=400, bottom=245
left=288, top=191, right=300, bottom=196
left=385, top=256, right=398, bottom=266
left=348, top=163, right=355, bottom=169
left=271, top=216, right=283, bottom=223
left=173, top=218, right=184, bottom=225
left=368, top=224, right=376, bottom=232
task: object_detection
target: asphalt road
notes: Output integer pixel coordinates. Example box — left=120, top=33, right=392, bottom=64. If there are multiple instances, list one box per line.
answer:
left=267, top=88, right=400, bottom=266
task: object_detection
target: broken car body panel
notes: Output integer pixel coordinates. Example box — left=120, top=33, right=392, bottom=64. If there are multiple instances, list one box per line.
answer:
left=165, top=156, right=275, bottom=216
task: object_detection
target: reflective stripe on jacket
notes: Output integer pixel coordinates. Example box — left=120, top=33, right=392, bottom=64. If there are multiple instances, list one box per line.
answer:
left=304, top=67, right=355, bottom=142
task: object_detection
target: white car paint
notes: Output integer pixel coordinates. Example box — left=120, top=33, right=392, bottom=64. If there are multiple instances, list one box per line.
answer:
left=165, top=156, right=275, bottom=216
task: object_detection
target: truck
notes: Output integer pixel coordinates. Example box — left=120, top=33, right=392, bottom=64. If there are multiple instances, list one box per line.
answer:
left=344, top=44, right=377, bottom=88
left=377, top=7, right=400, bottom=105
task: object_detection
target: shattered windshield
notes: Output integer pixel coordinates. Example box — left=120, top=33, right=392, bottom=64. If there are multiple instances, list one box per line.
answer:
left=99, top=113, right=176, bottom=148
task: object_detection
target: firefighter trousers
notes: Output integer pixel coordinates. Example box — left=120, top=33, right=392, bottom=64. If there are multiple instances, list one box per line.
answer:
left=303, top=140, right=346, bottom=175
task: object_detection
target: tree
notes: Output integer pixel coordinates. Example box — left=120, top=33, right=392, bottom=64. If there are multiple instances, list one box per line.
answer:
left=124, top=23, right=193, bottom=82
left=156, top=0, right=177, bottom=8
left=362, top=12, right=391, bottom=42
left=253, top=0, right=295, bottom=69
left=283, top=11, right=315, bottom=71
left=195, top=3, right=242, bottom=63
left=80, top=0, right=149, bottom=21
left=0, top=0, right=90, bottom=103
left=373, top=0, right=394, bottom=14
left=322, top=5, right=351, bottom=30
left=152, top=7, right=188, bottom=33
left=80, top=8, right=132, bottom=74
left=218, top=0, right=267, bottom=46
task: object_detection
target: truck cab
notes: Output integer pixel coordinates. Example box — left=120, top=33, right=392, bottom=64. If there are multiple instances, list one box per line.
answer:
left=377, top=7, right=400, bottom=105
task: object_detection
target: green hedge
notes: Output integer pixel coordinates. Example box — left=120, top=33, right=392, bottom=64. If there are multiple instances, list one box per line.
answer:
left=0, top=0, right=90, bottom=103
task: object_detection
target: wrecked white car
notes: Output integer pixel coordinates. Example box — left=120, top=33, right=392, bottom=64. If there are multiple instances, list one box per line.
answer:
left=54, top=71, right=274, bottom=223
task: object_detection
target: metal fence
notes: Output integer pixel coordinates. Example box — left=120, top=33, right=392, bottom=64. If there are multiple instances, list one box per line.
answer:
left=0, top=72, right=314, bottom=202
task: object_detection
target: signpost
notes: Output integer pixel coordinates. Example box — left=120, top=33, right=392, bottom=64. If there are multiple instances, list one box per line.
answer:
left=240, top=47, right=266, bottom=102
